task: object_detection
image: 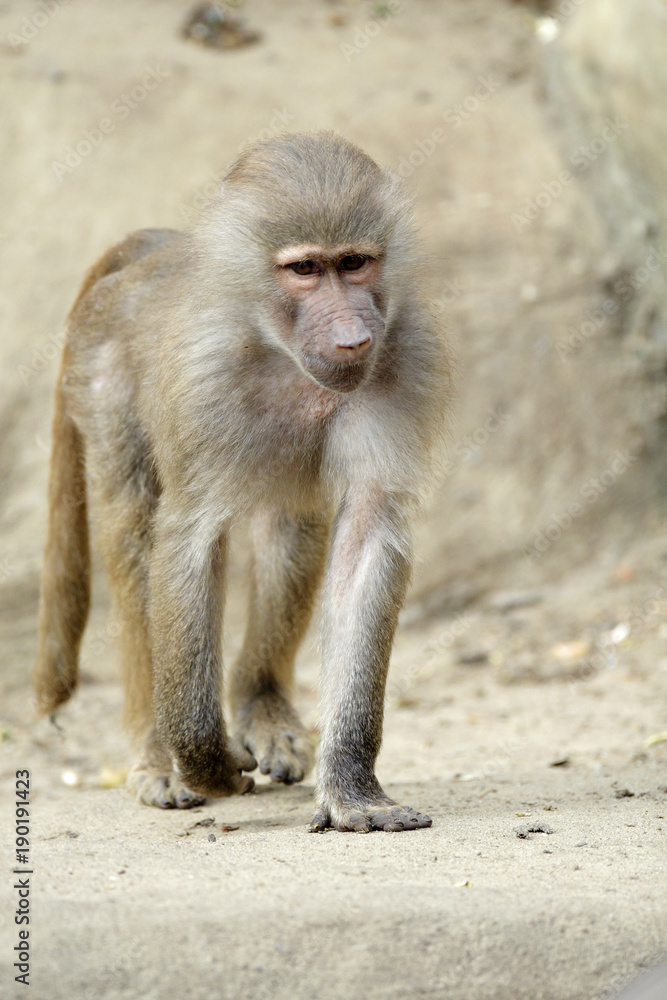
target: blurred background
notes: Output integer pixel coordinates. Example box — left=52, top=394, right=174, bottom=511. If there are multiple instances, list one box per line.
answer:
left=0, top=2, right=666, bottom=999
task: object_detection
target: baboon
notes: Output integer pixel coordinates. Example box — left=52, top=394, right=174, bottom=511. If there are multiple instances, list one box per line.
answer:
left=34, top=131, right=451, bottom=832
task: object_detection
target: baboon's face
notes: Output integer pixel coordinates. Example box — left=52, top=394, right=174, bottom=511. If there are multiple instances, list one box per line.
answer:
left=273, top=244, right=386, bottom=393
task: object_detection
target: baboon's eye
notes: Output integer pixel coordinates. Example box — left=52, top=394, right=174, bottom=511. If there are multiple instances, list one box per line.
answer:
left=340, top=255, right=367, bottom=271
left=290, top=260, right=318, bottom=275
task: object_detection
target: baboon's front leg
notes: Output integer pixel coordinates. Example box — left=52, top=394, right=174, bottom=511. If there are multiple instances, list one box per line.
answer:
left=310, top=495, right=432, bottom=833
left=230, top=510, right=329, bottom=785
left=149, top=508, right=255, bottom=797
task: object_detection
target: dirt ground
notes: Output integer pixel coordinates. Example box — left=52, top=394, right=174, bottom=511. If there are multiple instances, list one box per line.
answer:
left=0, top=1, right=666, bottom=998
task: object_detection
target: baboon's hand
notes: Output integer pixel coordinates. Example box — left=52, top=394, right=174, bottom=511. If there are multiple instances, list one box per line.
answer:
left=234, top=691, right=315, bottom=785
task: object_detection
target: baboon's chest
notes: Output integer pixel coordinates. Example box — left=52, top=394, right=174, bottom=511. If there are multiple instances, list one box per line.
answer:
left=241, top=381, right=343, bottom=494
left=251, top=376, right=341, bottom=439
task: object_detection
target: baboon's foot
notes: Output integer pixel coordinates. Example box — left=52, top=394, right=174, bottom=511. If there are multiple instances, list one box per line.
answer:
left=175, top=741, right=257, bottom=799
left=127, top=766, right=207, bottom=809
left=235, top=692, right=314, bottom=785
left=309, top=795, right=432, bottom=833
left=128, top=734, right=255, bottom=807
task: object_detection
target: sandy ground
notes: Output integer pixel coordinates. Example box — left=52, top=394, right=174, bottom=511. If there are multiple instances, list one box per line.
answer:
left=0, top=1, right=666, bottom=998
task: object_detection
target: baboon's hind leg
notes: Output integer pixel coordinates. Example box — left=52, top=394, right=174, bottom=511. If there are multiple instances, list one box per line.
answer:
left=90, top=447, right=203, bottom=809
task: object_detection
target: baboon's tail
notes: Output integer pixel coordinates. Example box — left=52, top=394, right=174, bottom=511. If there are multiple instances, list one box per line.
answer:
left=34, top=359, right=90, bottom=715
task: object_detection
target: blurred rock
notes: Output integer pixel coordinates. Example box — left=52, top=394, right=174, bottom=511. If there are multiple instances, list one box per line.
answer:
left=181, top=4, right=261, bottom=50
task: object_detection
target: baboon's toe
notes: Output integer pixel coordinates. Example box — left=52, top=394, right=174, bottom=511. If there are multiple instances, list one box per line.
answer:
left=232, top=742, right=258, bottom=773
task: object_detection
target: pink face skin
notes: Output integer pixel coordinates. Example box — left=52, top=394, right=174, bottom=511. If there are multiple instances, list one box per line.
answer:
left=274, top=243, right=386, bottom=393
